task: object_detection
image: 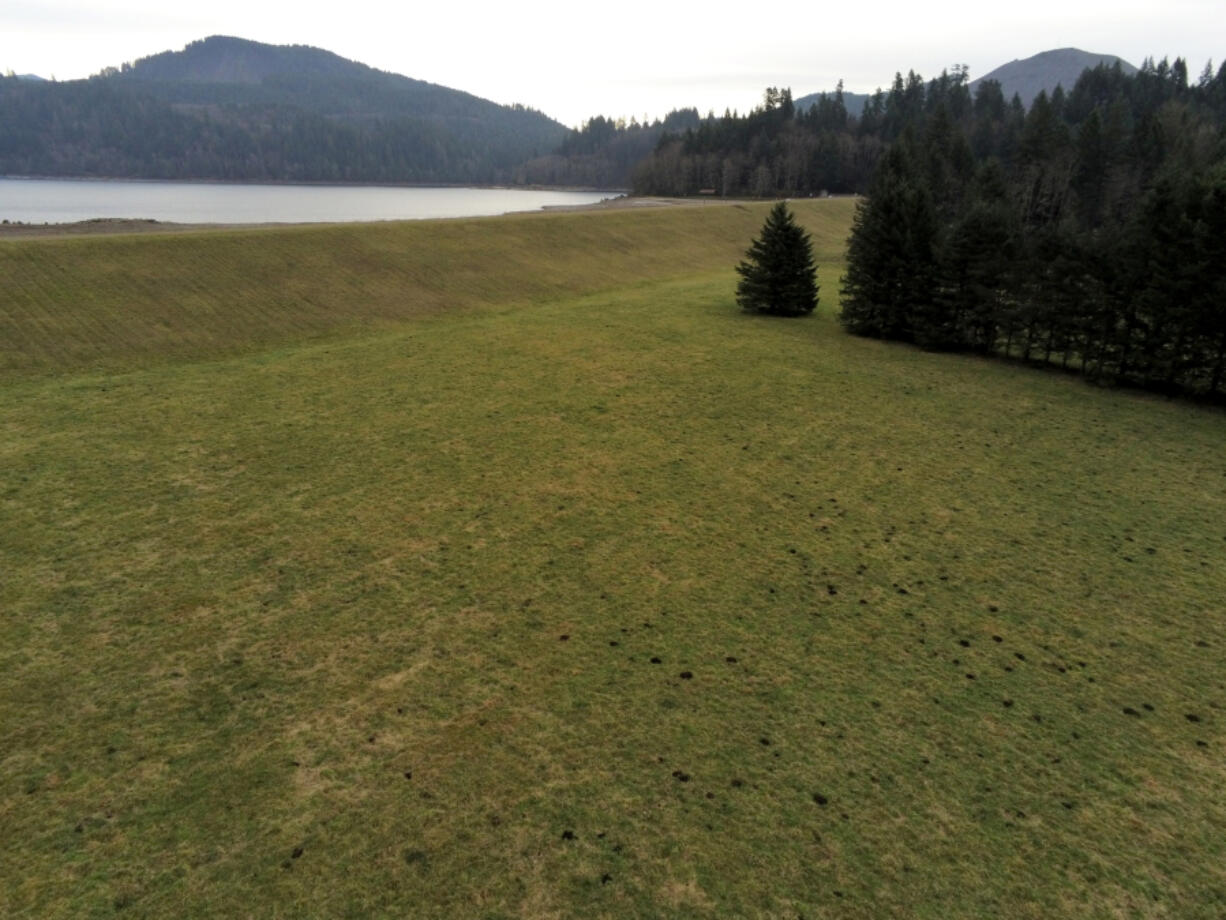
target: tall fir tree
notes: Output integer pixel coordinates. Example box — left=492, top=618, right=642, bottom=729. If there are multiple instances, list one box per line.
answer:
left=935, top=160, right=1016, bottom=352
left=840, top=140, right=938, bottom=341
left=735, top=202, right=819, bottom=317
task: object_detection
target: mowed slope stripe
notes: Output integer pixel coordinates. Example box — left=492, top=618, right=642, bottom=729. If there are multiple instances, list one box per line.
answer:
left=0, top=200, right=856, bottom=376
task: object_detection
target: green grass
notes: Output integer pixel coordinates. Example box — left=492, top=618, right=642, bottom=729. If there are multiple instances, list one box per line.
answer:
left=2, top=202, right=1225, bottom=918
left=0, top=201, right=854, bottom=377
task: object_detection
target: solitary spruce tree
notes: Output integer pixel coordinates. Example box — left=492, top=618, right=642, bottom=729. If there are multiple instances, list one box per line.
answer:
left=735, top=202, right=819, bottom=316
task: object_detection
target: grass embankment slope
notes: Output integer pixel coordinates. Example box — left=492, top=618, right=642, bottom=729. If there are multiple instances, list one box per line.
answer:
left=0, top=201, right=851, bottom=376
left=2, top=201, right=1224, bottom=918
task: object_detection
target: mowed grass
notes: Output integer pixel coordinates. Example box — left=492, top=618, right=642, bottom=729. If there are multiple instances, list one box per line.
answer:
left=2, top=202, right=1225, bottom=918
left=0, top=201, right=853, bottom=376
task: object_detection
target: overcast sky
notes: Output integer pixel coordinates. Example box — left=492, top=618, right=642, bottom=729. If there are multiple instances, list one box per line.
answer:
left=4, top=0, right=1223, bottom=127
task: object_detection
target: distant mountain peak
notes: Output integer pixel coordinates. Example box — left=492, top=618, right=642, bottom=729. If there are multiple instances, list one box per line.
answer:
left=996, top=47, right=1131, bottom=65
left=970, top=48, right=1138, bottom=107
left=119, top=35, right=378, bottom=84
left=797, top=47, right=1139, bottom=117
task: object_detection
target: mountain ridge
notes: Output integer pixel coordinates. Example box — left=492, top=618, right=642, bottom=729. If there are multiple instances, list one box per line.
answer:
left=796, top=47, right=1139, bottom=115
left=116, top=35, right=377, bottom=84
left=0, top=36, right=568, bottom=184
left=111, top=35, right=562, bottom=122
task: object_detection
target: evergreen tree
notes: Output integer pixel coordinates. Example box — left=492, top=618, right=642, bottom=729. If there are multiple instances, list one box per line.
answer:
left=935, top=160, right=1016, bottom=352
left=1192, top=172, right=1226, bottom=396
left=840, top=141, right=938, bottom=340
left=1070, top=109, right=1110, bottom=226
left=735, top=202, right=819, bottom=317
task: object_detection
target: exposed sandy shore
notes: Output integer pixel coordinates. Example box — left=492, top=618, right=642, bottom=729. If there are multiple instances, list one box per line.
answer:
left=0, top=197, right=758, bottom=239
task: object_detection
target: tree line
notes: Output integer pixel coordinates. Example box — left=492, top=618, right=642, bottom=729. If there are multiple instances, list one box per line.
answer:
left=514, top=110, right=702, bottom=188
left=632, top=82, right=886, bottom=197
left=838, top=58, right=1226, bottom=399
left=625, top=58, right=1225, bottom=398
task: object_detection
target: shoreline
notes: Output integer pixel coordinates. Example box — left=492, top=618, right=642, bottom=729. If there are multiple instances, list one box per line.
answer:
left=0, top=197, right=754, bottom=239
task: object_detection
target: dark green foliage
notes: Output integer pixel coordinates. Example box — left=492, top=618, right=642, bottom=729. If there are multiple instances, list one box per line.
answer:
left=1070, top=109, right=1110, bottom=225
left=735, top=202, right=819, bottom=316
left=840, top=143, right=937, bottom=340
left=632, top=69, right=976, bottom=198
left=838, top=55, right=1226, bottom=399
left=934, top=164, right=1017, bottom=352
left=518, top=110, right=698, bottom=188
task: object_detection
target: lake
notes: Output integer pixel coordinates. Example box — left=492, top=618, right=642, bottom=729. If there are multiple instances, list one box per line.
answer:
left=0, top=178, right=623, bottom=225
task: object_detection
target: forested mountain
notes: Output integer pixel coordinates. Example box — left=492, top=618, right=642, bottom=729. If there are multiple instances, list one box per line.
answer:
left=114, top=36, right=378, bottom=84
left=969, top=48, right=1137, bottom=107
left=0, top=36, right=568, bottom=183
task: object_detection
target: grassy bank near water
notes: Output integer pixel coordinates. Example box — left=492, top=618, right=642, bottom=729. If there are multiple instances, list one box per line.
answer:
left=2, top=200, right=1225, bottom=917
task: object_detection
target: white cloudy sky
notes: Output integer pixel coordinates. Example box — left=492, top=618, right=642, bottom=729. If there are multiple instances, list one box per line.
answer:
left=4, top=0, right=1222, bottom=126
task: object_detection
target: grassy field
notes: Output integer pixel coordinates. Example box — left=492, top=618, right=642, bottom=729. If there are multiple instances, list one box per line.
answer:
left=2, top=201, right=1225, bottom=918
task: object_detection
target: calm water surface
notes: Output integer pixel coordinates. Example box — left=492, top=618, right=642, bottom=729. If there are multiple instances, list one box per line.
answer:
left=0, top=177, right=622, bottom=225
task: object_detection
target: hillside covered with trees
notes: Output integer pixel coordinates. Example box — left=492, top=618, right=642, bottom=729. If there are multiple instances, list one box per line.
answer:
left=0, top=36, right=567, bottom=184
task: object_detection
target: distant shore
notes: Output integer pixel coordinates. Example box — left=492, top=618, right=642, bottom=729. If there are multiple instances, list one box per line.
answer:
left=0, top=174, right=625, bottom=194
